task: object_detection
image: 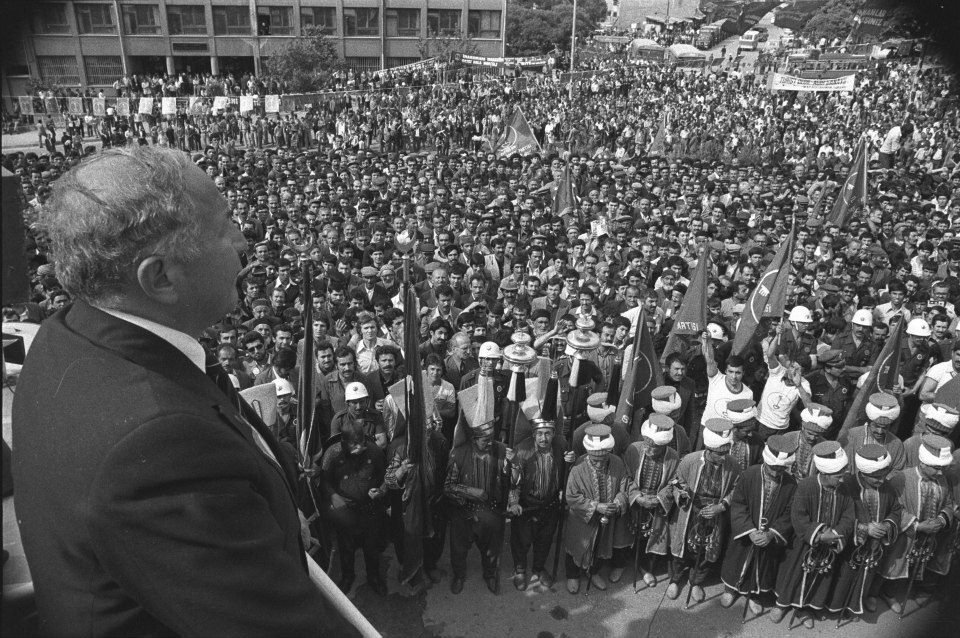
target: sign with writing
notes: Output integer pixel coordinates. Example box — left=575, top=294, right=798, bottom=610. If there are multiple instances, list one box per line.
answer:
left=770, top=72, right=856, bottom=92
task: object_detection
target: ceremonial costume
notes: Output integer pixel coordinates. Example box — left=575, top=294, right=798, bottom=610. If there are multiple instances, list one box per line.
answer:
left=840, top=393, right=907, bottom=473
left=783, top=404, right=834, bottom=480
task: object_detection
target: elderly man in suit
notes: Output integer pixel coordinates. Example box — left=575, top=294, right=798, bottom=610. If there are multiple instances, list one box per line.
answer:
left=12, top=146, right=365, bottom=636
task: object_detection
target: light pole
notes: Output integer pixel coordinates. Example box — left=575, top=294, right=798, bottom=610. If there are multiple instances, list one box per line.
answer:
left=568, top=0, right=578, bottom=100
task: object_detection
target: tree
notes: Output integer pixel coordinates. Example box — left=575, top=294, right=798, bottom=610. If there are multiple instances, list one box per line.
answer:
left=505, top=1, right=601, bottom=57
left=801, top=0, right=858, bottom=42
left=263, top=27, right=342, bottom=93
left=417, top=32, right=479, bottom=60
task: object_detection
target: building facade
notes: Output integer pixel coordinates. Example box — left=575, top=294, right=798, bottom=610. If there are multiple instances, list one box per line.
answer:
left=3, top=0, right=506, bottom=99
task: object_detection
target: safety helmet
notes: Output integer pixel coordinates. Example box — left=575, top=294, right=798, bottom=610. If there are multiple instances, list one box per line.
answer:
left=787, top=306, right=813, bottom=323
left=706, top=322, right=725, bottom=340
left=851, top=309, right=874, bottom=327
left=906, top=318, right=931, bottom=337
left=478, top=341, right=502, bottom=359
left=274, top=378, right=295, bottom=397
left=344, top=382, right=369, bottom=401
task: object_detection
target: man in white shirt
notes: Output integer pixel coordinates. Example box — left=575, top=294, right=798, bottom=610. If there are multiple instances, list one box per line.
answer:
left=700, top=331, right=754, bottom=445
left=757, top=327, right=812, bottom=441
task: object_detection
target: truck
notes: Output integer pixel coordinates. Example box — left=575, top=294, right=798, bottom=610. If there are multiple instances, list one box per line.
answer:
left=738, top=30, right=760, bottom=52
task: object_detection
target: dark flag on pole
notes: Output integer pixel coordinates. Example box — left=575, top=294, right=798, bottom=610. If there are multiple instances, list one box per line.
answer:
left=495, top=108, right=543, bottom=158
left=837, top=317, right=905, bottom=441
left=648, top=111, right=668, bottom=158
left=554, top=163, right=579, bottom=224
left=826, top=137, right=868, bottom=228
left=614, top=309, right=663, bottom=430
left=660, top=244, right=712, bottom=362
left=731, top=225, right=795, bottom=356
left=297, top=262, right=318, bottom=463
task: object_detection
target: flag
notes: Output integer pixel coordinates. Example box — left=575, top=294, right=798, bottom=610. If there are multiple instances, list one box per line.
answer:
left=837, top=317, right=905, bottom=440
left=660, top=244, right=713, bottom=362
left=495, top=107, right=542, bottom=158
left=614, top=309, right=663, bottom=430
left=297, top=262, right=318, bottom=464
left=397, top=283, right=432, bottom=585
left=731, top=226, right=795, bottom=356
left=553, top=163, right=578, bottom=222
left=826, top=137, right=868, bottom=228
left=648, top=111, right=668, bottom=157
left=809, top=182, right=834, bottom=219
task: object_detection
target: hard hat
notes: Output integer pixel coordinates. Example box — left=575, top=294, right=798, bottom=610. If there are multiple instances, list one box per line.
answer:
left=344, top=382, right=369, bottom=401
left=478, top=341, right=502, bottom=359
left=274, top=378, right=295, bottom=397
left=906, top=318, right=931, bottom=337
left=788, top=306, right=813, bottom=323
left=706, top=322, right=725, bottom=340
left=851, top=309, right=874, bottom=327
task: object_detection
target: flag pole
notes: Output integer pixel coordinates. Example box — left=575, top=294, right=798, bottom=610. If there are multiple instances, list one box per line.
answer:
left=569, top=0, right=578, bottom=101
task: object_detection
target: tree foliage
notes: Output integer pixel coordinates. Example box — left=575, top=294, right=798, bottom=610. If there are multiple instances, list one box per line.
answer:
left=417, top=32, right=480, bottom=60
left=263, top=27, right=342, bottom=93
left=505, top=0, right=603, bottom=57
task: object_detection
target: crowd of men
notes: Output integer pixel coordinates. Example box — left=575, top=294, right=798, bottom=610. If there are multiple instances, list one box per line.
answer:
left=5, top=37, right=960, bottom=631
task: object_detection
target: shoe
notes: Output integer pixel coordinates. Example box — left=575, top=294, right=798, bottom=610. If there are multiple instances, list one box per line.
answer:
left=485, top=575, right=500, bottom=595
left=427, top=568, right=443, bottom=584
left=864, top=596, right=878, bottom=613
left=338, top=576, right=355, bottom=594
left=769, top=606, right=787, bottom=623
left=590, top=573, right=608, bottom=590
left=513, top=571, right=527, bottom=591
left=609, top=567, right=624, bottom=583
left=720, top=590, right=736, bottom=608
left=666, top=582, right=680, bottom=600
left=748, top=599, right=763, bottom=616
left=642, top=572, right=657, bottom=587
left=368, top=579, right=388, bottom=597
left=567, top=578, right=580, bottom=594
left=528, top=572, right=541, bottom=585
left=883, top=595, right=902, bottom=614
left=538, top=571, right=554, bottom=589
left=451, top=577, right=465, bottom=595
left=800, top=611, right=814, bottom=629
left=691, top=585, right=705, bottom=602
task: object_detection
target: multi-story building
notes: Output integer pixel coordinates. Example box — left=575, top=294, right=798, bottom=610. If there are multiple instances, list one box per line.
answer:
left=2, top=1, right=506, bottom=101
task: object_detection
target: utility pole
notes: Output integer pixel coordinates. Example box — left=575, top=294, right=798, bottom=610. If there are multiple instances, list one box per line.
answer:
left=568, top=0, right=578, bottom=100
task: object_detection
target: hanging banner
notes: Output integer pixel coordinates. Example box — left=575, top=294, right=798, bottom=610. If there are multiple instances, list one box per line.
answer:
left=115, top=98, right=130, bottom=116
left=265, top=94, right=280, bottom=113
left=213, top=96, right=230, bottom=111
left=161, top=97, right=177, bottom=115
left=44, top=97, right=59, bottom=114
left=67, top=97, right=83, bottom=115
left=769, top=72, right=856, bottom=92
left=18, top=97, right=34, bottom=115
left=373, top=58, right=435, bottom=77
left=93, top=98, right=106, bottom=116
left=239, top=95, right=254, bottom=113
left=138, top=97, right=154, bottom=114
left=188, top=97, right=206, bottom=115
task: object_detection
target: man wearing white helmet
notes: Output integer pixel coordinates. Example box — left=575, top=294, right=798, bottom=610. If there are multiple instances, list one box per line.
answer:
left=898, top=317, right=939, bottom=436
left=331, top=381, right=387, bottom=449
left=458, top=340, right=509, bottom=440
left=272, top=377, right=297, bottom=444
left=779, top=305, right=818, bottom=372
left=834, top=309, right=879, bottom=383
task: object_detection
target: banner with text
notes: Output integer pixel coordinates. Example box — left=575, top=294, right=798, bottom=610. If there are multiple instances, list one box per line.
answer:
left=770, top=72, right=856, bottom=92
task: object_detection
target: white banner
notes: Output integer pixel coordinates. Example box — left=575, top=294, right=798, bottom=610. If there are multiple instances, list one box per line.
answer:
left=769, top=73, right=856, bottom=92
left=265, top=94, right=280, bottom=113
left=138, top=97, right=154, bottom=114
left=212, top=96, right=230, bottom=111
left=239, top=95, right=254, bottom=113
left=161, top=97, right=177, bottom=115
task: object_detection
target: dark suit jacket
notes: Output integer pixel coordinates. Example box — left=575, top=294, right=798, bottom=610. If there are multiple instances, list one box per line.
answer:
left=12, top=301, right=360, bottom=637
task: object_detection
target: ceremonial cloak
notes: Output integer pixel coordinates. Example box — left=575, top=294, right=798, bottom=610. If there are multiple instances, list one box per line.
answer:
left=623, top=443, right=680, bottom=555
left=563, top=455, right=632, bottom=569
left=668, top=451, right=741, bottom=562
left=880, top=467, right=955, bottom=580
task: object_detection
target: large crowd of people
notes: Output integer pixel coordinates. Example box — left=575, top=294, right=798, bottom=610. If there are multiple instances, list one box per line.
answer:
left=5, top=36, right=960, bottom=633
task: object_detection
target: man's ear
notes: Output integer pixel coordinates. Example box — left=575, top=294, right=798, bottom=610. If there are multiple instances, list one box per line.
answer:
left=137, top=256, right=180, bottom=305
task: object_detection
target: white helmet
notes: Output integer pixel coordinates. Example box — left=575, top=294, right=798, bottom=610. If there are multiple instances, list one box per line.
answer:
left=788, top=306, right=813, bottom=323
left=344, top=382, right=369, bottom=401
left=478, top=341, right=502, bottom=359
left=851, top=309, right=874, bottom=327
left=274, top=378, right=295, bottom=397
left=706, top=322, right=725, bottom=340
left=906, top=318, right=931, bottom=337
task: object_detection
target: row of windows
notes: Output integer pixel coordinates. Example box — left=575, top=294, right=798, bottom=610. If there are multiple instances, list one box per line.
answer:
left=33, top=4, right=502, bottom=38
left=36, top=54, right=123, bottom=85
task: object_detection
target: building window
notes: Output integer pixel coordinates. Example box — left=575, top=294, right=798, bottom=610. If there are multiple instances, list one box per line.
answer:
left=344, top=56, right=380, bottom=71
left=37, top=55, right=81, bottom=85
left=343, top=8, right=378, bottom=37
left=167, top=5, right=207, bottom=35
left=386, top=9, right=419, bottom=38
left=257, top=6, right=293, bottom=36
left=213, top=6, right=251, bottom=35
left=427, top=9, right=460, bottom=36
left=75, top=3, right=116, bottom=34
left=33, top=3, right=71, bottom=34
left=386, top=56, right=421, bottom=68
left=84, top=55, right=124, bottom=84
left=122, top=4, right=161, bottom=35
left=468, top=10, right=501, bottom=39
left=301, top=7, right=335, bottom=35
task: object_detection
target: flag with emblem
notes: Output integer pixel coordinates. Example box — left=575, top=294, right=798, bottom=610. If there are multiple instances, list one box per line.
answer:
left=554, top=162, right=579, bottom=224
left=731, top=224, right=795, bottom=355
left=826, top=136, right=868, bottom=228
left=837, top=316, right=905, bottom=439
left=648, top=111, right=669, bottom=157
left=810, top=182, right=834, bottom=219
left=660, top=243, right=712, bottom=362
left=615, top=309, right=663, bottom=429
left=495, top=107, right=543, bottom=158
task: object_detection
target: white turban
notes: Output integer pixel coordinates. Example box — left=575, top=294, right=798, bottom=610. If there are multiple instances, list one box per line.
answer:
left=918, top=442, right=953, bottom=467
left=865, top=400, right=900, bottom=423
left=800, top=407, right=832, bottom=429
left=640, top=419, right=675, bottom=446
left=923, top=403, right=960, bottom=430
left=702, top=426, right=733, bottom=450
left=584, top=432, right=615, bottom=452
left=854, top=451, right=891, bottom=474
left=762, top=445, right=796, bottom=467
left=813, top=448, right=848, bottom=474
left=728, top=405, right=758, bottom=424
left=652, top=391, right=682, bottom=415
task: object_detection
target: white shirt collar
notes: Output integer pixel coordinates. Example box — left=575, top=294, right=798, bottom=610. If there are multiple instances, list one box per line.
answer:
left=97, top=307, right=207, bottom=372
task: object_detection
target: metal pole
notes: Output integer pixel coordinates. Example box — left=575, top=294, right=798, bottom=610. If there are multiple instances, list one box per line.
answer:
left=568, top=0, right=577, bottom=100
